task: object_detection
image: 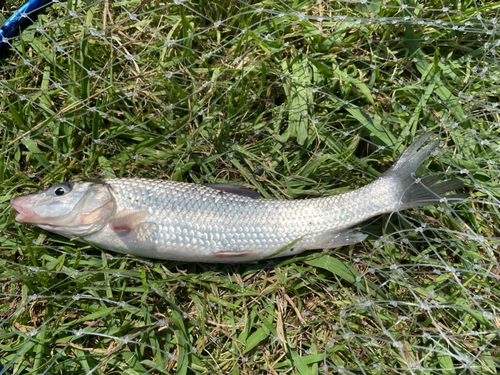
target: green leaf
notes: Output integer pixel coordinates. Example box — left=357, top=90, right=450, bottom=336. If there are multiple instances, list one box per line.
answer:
left=305, top=254, right=386, bottom=299
left=354, top=80, right=374, bottom=105
left=21, top=139, right=51, bottom=168
left=346, top=108, right=395, bottom=146
left=437, top=350, right=456, bottom=375
left=284, top=49, right=313, bottom=145
left=287, top=346, right=317, bottom=375
left=264, top=235, right=307, bottom=259
left=72, top=307, right=115, bottom=324
left=244, top=325, right=270, bottom=354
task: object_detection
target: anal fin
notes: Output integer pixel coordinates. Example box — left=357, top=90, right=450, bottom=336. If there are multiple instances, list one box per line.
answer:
left=316, top=229, right=367, bottom=249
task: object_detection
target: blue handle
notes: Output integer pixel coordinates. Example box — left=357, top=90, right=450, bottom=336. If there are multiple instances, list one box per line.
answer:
left=0, top=0, right=54, bottom=49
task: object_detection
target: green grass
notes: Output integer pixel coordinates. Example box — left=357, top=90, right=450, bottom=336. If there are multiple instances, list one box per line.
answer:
left=1, top=0, right=500, bottom=374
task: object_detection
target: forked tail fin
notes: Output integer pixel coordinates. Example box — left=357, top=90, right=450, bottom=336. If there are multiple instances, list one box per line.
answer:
left=382, top=132, right=468, bottom=211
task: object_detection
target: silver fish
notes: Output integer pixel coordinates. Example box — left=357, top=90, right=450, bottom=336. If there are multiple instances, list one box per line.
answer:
left=11, top=133, right=467, bottom=263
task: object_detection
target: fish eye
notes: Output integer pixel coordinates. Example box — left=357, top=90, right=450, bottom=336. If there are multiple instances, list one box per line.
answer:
left=55, top=187, right=66, bottom=196
left=53, top=182, right=73, bottom=196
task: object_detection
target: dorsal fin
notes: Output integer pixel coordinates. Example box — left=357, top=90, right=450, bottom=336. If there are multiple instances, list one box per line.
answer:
left=204, top=183, right=261, bottom=198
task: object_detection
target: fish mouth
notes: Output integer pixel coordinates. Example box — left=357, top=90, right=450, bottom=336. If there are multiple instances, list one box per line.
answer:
left=10, top=197, right=52, bottom=225
left=11, top=199, right=37, bottom=223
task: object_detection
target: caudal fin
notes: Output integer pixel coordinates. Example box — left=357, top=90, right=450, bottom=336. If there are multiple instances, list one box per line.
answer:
left=382, top=132, right=468, bottom=211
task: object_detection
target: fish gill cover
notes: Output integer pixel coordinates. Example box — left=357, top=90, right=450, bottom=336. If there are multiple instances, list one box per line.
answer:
left=0, top=0, right=499, bottom=374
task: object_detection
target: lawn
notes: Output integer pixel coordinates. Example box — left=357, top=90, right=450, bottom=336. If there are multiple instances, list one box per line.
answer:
left=0, top=0, right=499, bottom=374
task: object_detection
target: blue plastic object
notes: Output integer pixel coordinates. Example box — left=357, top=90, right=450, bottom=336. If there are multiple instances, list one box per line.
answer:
left=0, top=0, right=54, bottom=49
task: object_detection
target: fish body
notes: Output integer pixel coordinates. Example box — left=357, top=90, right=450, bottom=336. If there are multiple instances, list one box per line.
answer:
left=11, top=133, right=467, bottom=263
left=82, top=176, right=398, bottom=262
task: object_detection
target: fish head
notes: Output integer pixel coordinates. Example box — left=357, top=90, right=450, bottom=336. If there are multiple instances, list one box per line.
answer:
left=11, top=181, right=115, bottom=237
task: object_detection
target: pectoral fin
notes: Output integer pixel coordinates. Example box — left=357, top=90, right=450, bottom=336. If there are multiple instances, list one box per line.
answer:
left=109, top=209, right=150, bottom=235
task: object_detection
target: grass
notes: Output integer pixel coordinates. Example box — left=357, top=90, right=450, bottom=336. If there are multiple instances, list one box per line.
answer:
left=0, top=0, right=500, bottom=374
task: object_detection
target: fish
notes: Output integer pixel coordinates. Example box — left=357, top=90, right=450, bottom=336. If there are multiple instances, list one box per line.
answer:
left=11, top=132, right=467, bottom=263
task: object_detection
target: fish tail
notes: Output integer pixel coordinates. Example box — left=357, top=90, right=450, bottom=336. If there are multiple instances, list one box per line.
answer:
left=383, top=132, right=468, bottom=211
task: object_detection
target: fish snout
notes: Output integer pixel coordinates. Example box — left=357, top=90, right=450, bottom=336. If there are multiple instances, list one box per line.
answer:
left=11, top=196, right=38, bottom=223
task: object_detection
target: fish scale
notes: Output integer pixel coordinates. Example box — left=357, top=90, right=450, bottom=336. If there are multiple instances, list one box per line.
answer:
left=10, top=133, right=468, bottom=263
